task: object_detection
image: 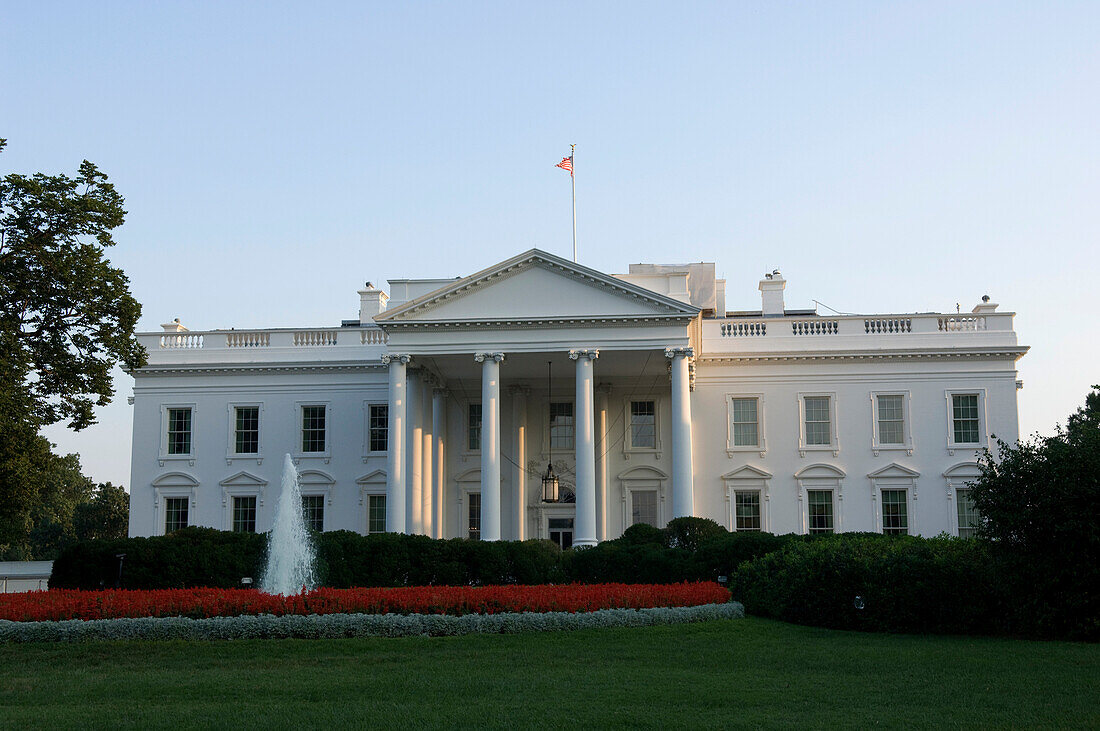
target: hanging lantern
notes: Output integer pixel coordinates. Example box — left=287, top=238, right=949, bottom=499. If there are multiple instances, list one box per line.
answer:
left=542, top=360, right=559, bottom=503
left=542, top=462, right=559, bottom=503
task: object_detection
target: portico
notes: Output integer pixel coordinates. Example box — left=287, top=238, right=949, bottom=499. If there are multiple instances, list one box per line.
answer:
left=374, top=249, right=701, bottom=543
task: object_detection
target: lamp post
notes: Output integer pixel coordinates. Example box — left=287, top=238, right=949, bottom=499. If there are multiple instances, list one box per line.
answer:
left=542, top=361, right=559, bottom=503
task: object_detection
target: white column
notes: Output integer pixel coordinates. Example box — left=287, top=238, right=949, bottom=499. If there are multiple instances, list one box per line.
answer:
left=476, top=352, right=505, bottom=541
left=421, top=378, right=433, bottom=537
left=383, top=354, right=410, bottom=533
left=666, top=347, right=695, bottom=518
left=571, top=349, right=599, bottom=548
left=432, top=388, right=446, bottom=539
left=406, top=369, right=423, bottom=535
left=510, top=385, right=529, bottom=541
left=595, top=383, right=610, bottom=542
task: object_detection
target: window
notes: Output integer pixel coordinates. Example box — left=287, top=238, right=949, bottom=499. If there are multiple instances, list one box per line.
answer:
left=731, top=398, right=759, bottom=447
left=301, top=495, right=324, bottom=532
left=301, top=405, right=326, bottom=453
left=234, top=406, right=259, bottom=454
left=368, top=404, right=388, bottom=453
left=629, top=400, right=656, bottom=449
left=232, top=496, right=256, bottom=533
left=167, top=408, right=192, bottom=455
left=548, top=517, right=573, bottom=550
left=881, top=489, right=908, bottom=535
left=735, top=491, right=761, bottom=531
left=367, top=494, right=386, bottom=534
left=467, top=492, right=481, bottom=540
left=804, top=397, right=831, bottom=446
left=631, top=489, right=658, bottom=526
left=952, top=394, right=980, bottom=444
left=165, top=497, right=188, bottom=533
left=550, top=402, right=574, bottom=450
left=877, top=395, right=905, bottom=445
left=956, top=488, right=979, bottom=538
left=807, top=490, right=834, bottom=534
left=467, top=403, right=482, bottom=452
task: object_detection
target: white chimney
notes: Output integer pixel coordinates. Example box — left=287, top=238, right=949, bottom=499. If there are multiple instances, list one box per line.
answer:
left=759, top=270, right=786, bottom=316
left=971, top=295, right=998, bottom=314
left=358, top=283, right=389, bottom=322
left=160, top=318, right=188, bottom=332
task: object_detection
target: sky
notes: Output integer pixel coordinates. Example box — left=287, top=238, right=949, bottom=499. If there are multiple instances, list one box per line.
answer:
left=3, top=1, right=1098, bottom=488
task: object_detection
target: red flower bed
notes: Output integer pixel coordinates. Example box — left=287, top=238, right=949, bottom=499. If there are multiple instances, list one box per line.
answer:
left=0, top=582, right=729, bottom=622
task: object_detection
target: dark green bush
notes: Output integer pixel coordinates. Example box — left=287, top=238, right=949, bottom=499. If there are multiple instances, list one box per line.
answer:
left=730, top=534, right=1008, bottom=635
left=664, top=517, right=726, bottom=552
left=695, top=530, right=794, bottom=579
left=617, top=522, right=665, bottom=547
left=566, top=541, right=706, bottom=584
left=50, top=527, right=267, bottom=589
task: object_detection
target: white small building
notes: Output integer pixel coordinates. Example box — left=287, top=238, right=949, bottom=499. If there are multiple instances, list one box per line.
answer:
left=128, top=249, right=1025, bottom=546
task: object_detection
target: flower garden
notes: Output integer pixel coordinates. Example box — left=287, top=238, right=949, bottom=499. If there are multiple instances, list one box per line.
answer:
left=0, top=582, right=729, bottom=622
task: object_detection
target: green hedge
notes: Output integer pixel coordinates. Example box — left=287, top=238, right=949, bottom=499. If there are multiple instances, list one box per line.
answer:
left=729, top=534, right=1009, bottom=635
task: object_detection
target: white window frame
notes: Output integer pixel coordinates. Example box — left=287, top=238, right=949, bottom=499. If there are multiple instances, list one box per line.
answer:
left=357, top=469, right=388, bottom=534
left=464, top=400, right=482, bottom=456
left=298, top=469, right=334, bottom=533
left=878, top=487, right=910, bottom=536
left=226, top=402, right=264, bottom=465
left=294, top=401, right=332, bottom=463
left=726, top=394, right=766, bottom=457
left=623, top=396, right=661, bottom=457
left=301, top=494, right=326, bottom=533
left=544, top=399, right=576, bottom=453
left=945, top=389, right=988, bottom=454
left=219, top=471, right=267, bottom=532
left=868, top=463, right=920, bottom=536
left=722, top=465, right=772, bottom=532
left=795, top=464, right=846, bottom=534
left=944, top=462, right=982, bottom=537
left=869, top=391, right=913, bottom=456
left=151, top=472, right=199, bottom=536
left=362, top=400, right=389, bottom=460
left=798, top=392, right=840, bottom=457
left=618, top=466, right=669, bottom=531
left=158, top=403, right=197, bottom=466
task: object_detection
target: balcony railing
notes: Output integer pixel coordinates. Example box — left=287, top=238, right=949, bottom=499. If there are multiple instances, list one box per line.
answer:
left=146, top=326, right=387, bottom=355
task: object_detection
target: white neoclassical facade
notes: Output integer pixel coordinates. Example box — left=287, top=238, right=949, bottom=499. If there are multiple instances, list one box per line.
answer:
left=128, top=249, right=1026, bottom=546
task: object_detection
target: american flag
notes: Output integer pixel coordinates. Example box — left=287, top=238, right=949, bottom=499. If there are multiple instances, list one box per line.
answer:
left=555, top=156, right=573, bottom=175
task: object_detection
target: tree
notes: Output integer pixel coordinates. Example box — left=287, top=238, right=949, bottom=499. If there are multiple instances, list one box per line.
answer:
left=74, top=482, right=130, bottom=542
left=0, top=139, right=145, bottom=553
left=971, top=386, right=1100, bottom=639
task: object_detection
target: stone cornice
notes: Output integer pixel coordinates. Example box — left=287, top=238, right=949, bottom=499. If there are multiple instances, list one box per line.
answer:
left=696, top=347, right=1029, bottom=365
left=131, top=362, right=386, bottom=377
left=380, top=314, right=695, bottom=332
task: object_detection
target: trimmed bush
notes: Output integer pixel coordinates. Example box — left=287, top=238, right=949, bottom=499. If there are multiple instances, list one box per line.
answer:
left=695, top=530, right=795, bottom=579
left=664, top=517, right=726, bottom=552
left=730, top=534, right=1007, bottom=635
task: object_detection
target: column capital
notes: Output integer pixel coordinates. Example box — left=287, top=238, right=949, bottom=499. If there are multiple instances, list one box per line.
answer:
left=569, top=348, right=600, bottom=361
left=508, top=384, right=531, bottom=396
left=595, top=382, right=613, bottom=396
left=431, top=387, right=449, bottom=398
left=474, top=352, right=505, bottom=363
left=664, top=346, right=694, bottom=360
left=381, top=353, right=412, bottom=365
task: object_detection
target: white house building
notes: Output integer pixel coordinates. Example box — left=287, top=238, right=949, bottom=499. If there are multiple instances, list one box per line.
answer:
left=128, top=249, right=1026, bottom=547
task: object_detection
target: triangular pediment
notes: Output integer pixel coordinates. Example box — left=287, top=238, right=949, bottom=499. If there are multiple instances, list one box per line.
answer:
left=868, top=463, right=920, bottom=479
left=376, top=249, right=700, bottom=325
left=218, top=471, right=267, bottom=488
left=722, top=465, right=773, bottom=480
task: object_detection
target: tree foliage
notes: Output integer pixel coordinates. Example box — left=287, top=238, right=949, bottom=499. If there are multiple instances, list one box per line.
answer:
left=0, top=139, right=144, bottom=554
left=971, top=385, right=1100, bottom=639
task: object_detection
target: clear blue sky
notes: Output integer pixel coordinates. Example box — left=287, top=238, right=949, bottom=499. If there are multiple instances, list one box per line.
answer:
left=3, top=1, right=1097, bottom=487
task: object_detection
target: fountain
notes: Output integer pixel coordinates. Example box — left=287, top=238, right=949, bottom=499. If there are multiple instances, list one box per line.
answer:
left=260, top=454, right=317, bottom=595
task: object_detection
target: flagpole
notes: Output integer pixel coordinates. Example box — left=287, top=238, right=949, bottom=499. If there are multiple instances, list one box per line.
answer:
left=571, top=144, right=577, bottom=262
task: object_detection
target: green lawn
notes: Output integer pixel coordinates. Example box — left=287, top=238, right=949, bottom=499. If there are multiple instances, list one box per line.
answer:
left=1, top=617, right=1096, bottom=729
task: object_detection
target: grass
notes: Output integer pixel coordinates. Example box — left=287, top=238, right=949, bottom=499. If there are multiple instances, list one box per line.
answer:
left=1, top=617, right=1096, bottom=729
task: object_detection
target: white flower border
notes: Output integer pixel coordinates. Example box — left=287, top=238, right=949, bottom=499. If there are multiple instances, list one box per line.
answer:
left=0, top=602, right=744, bottom=643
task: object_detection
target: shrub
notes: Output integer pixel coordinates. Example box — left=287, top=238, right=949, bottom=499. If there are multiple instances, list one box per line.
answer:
left=695, top=531, right=794, bottom=579
left=617, top=523, right=665, bottom=546
left=730, top=534, right=1007, bottom=635
left=664, top=517, right=726, bottom=552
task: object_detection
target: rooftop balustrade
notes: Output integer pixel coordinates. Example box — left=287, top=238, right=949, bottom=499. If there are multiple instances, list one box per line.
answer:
left=702, top=311, right=1020, bottom=355
left=138, top=326, right=388, bottom=367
